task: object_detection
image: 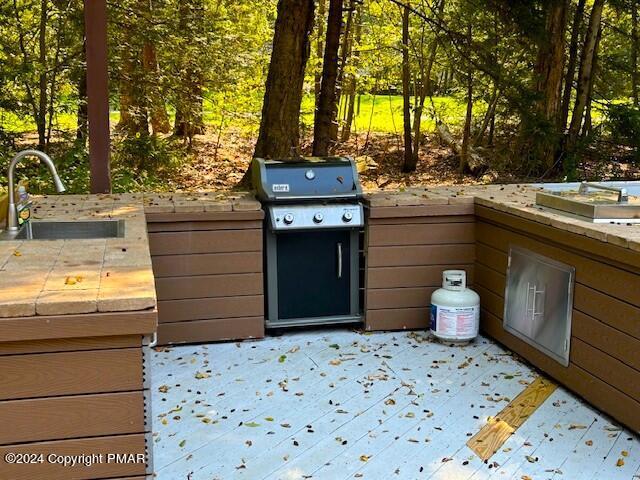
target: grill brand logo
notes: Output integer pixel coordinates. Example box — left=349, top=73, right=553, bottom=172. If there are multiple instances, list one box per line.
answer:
left=272, top=184, right=290, bottom=193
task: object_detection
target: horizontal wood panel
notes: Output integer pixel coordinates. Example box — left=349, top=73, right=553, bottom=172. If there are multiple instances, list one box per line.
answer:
left=476, top=284, right=640, bottom=395
left=368, top=204, right=474, bottom=218
left=474, top=263, right=506, bottom=297
left=365, top=307, right=430, bottom=331
left=475, top=241, right=508, bottom=273
left=152, top=251, right=262, bottom=278
left=147, top=219, right=262, bottom=232
left=367, top=265, right=474, bottom=289
left=366, top=287, right=436, bottom=310
left=155, top=273, right=263, bottom=301
left=475, top=205, right=640, bottom=270
left=367, top=244, right=475, bottom=267
left=368, top=215, right=475, bottom=225
left=158, top=316, right=265, bottom=345
left=368, top=223, right=475, bottom=247
left=148, top=229, right=261, bottom=256
left=158, top=295, right=264, bottom=323
left=481, top=309, right=640, bottom=433
left=572, top=310, right=640, bottom=371
left=573, top=284, right=640, bottom=340
left=0, top=311, right=157, bottom=343
left=571, top=338, right=640, bottom=400
left=0, top=348, right=142, bottom=400
left=0, top=434, right=147, bottom=480
left=477, top=220, right=640, bottom=307
left=476, top=241, right=640, bottom=340
left=0, top=335, right=141, bottom=356
left=145, top=210, right=263, bottom=223
left=0, top=392, right=145, bottom=445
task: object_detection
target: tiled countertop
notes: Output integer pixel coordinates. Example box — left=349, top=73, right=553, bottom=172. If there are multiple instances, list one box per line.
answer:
left=143, top=191, right=261, bottom=213
left=0, top=193, right=156, bottom=318
left=365, top=184, right=640, bottom=252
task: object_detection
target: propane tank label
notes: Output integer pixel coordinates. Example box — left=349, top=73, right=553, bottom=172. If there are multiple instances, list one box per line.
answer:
left=430, top=303, right=479, bottom=338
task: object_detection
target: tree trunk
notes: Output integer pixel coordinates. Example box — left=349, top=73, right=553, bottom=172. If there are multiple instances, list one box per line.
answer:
left=460, top=24, right=473, bottom=173
left=332, top=0, right=355, bottom=141
left=340, top=5, right=361, bottom=142
left=568, top=0, right=604, bottom=149
left=315, top=0, right=326, bottom=103
left=581, top=25, right=602, bottom=139
left=401, top=3, right=414, bottom=172
left=518, top=0, right=568, bottom=173
left=174, top=0, right=205, bottom=141
left=253, top=0, right=315, bottom=160
left=632, top=1, right=639, bottom=107
left=411, top=0, right=444, bottom=166
left=559, top=0, right=586, bottom=133
left=313, top=0, right=343, bottom=156
left=77, top=48, right=88, bottom=142
left=37, top=0, right=48, bottom=151
left=143, top=42, right=170, bottom=134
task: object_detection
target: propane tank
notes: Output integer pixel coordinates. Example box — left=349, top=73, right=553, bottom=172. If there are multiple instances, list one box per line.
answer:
left=430, top=270, right=480, bottom=342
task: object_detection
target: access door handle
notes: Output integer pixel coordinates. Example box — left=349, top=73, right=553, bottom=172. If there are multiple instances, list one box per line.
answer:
left=337, top=242, right=343, bottom=278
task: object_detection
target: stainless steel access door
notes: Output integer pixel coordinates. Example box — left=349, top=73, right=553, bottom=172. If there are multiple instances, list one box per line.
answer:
left=503, top=245, right=575, bottom=366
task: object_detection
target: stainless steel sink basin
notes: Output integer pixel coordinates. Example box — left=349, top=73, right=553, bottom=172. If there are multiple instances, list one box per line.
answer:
left=536, top=182, right=640, bottom=223
left=1, top=220, right=125, bottom=241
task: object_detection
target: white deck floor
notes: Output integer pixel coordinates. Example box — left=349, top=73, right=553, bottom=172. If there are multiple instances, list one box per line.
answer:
left=151, top=329, right=640, bottom=480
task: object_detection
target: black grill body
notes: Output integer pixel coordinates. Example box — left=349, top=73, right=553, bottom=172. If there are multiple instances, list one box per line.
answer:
left=252, top=157, right=364, bottom=328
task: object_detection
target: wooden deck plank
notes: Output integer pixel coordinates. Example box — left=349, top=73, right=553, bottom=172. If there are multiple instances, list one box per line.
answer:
left=466, top=377, right=557, bottom=461
left=149, top=329, right=640, bottom=480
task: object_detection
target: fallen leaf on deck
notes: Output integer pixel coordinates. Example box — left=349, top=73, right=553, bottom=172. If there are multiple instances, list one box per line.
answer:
left=288, top=346, right=300, bottom=353
left=569, top=423, right=587, bottom=430
left=278, top=355, right=287, bottom=363
left=329, top=344, right=340, bottom=349
left=360, top=455, right=370, bottom=462
left=179, top=440, right=186, bottom=448
left=616, top=458, right=625, bottom=467
left=244, top=422, right=260, bottom=427
left=13, top=250, right=21, bottom=256
left=585, top=440, right=593, bottom=446
left=329, top=359, right=342, bottom=366
left=621, top=450, right=629, bottom=457
left=525, top=455, right=538, bottom=463
left=384, top=398, right=396, bottom=405
left=158, top=385, right=170, bottom=393
left=195, top=372, right=210, bottom=379
left=265, top=417, right=274, bottom=422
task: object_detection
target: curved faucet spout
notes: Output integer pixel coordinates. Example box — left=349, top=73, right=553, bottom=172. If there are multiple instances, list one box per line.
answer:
left=6, top=149, right=66, bottom=231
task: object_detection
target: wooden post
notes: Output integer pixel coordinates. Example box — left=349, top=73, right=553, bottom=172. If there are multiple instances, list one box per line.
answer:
left=84, top=0, right=111, bottom=193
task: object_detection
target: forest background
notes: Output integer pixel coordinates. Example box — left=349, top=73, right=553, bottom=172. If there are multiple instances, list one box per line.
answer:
left=0, top=0, right=639, bottom=193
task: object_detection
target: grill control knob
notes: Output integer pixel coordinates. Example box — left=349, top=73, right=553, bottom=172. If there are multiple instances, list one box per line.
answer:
left=283, top=213, right=294, bottom=225
left=342, top=212, right=353, bottom=223
left=305, top=169, right=316, bottom=180
left=313, top=212, right=324, bottom=224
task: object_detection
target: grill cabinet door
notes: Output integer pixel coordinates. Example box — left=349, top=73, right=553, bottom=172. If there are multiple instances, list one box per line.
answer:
left=276, top=230, right=351, bottom=319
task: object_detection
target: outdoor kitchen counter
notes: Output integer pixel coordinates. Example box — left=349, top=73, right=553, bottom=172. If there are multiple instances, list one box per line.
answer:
left=365, top=184, right=640, bottom=252
left=0, top=193, right=157, bottom=320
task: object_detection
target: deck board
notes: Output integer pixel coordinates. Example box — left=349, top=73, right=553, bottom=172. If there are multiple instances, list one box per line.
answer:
left=150, top=329, right=639, bottom=479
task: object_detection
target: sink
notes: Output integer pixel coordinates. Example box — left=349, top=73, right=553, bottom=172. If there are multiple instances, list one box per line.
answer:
left=536, top=184, right=640, bottom=223
left=1, top=220, right=125, bottom=241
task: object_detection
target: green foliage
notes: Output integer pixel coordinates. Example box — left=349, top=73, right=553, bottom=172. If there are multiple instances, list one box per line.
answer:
left=605, top=103, right=640, bottom=159
left=112, top=134, right=183, bottom=173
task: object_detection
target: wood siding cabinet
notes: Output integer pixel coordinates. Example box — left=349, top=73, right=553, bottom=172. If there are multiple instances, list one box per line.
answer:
left=0, top=311, right=156, bottom=480
left=474, top=205, right=640, bottom=433
left=364, top=204, right=476, bottom=331
left=147, top=211, right=265, bottom=344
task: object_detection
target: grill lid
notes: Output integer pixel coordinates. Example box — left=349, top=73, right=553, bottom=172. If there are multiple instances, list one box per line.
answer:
left=252, top=157, right=362, bottom=202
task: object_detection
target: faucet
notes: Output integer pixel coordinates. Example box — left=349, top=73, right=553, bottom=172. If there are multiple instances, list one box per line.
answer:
left=6, top=150, right=66, bottom=231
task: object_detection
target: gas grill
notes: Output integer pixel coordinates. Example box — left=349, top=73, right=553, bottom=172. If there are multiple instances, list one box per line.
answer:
left=252, top=157, right=364, bottom=328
